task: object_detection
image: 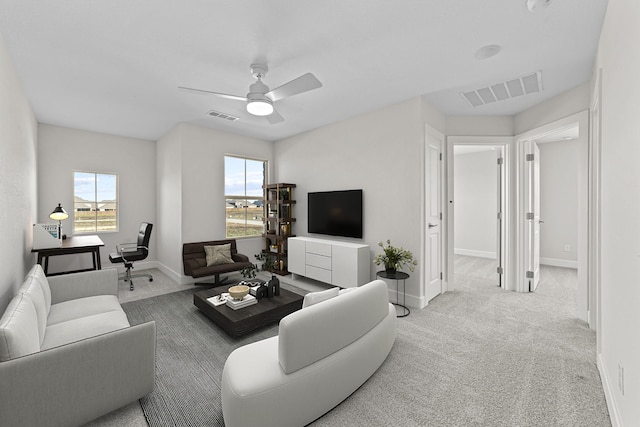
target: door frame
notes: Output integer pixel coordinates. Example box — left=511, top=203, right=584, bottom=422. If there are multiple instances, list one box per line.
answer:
left=446, top=136, right=513, bottom=291
left=590, top=70, right=602, bottom=336
left=522, top=140, right=541, bottom=292
left=420, top=125, right=446, bottom=307
left=514, top=110, right=590, bottom=322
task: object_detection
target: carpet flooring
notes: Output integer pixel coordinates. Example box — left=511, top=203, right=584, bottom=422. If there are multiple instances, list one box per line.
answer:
left=122, top=288, right=279, bottom=426
left=119, top=261, right=610, bottom=427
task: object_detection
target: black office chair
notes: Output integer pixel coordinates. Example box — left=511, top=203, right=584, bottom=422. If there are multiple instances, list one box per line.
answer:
left=109, top=222, right=153, bottom=291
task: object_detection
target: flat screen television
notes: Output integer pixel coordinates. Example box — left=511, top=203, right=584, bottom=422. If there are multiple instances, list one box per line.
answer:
left=308, top=189, right=363, bottom=239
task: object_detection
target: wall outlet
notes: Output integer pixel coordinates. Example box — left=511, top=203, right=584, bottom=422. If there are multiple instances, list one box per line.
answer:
left=618, top=362, right=625, bottom=395
left=563, top=244, right=571, bottom=252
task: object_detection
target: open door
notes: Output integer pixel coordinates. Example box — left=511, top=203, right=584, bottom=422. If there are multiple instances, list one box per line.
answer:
left=425, top=126, right=443, bottom=302
left=524, top=141, right=541, bottom=291
left=496, top=147, right=505, bottom=287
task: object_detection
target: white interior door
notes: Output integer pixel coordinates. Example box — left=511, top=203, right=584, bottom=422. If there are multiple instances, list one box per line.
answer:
left=496, top=148, right=505, bottom=287
left=524, top=141, right=541, bottom=291
left=425, top=126, right=443, bottom=302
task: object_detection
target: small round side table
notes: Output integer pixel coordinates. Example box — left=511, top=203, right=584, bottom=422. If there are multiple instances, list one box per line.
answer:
left=376, top=270, right=410, bottom=318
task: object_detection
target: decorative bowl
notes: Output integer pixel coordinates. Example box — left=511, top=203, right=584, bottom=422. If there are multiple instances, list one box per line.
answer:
left=228, top=285, right=249, bottom=300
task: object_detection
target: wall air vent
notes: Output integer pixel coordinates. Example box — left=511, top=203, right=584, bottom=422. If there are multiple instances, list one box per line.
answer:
left=207, top=110, right=240, bottom=121
left=462, top=71, right=543, bottom=108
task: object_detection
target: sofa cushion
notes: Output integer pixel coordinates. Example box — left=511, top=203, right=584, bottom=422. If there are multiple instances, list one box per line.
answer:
left=41, top=310, right=130, bottom=351
left=26, top=264, right=51, bottom=309
left=302, top=287, right=340, bottom=308
left=205, top=244, right=234, bottom=266
left=19, top=274, right=49, bottom=346
left=47, top=295, right=123, bottom=326
left=0, top=293, right=41, bottom=361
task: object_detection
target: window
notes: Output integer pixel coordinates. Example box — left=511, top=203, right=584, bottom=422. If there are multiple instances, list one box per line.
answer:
left=224, top=156, right=266, bottom=238
left=73, top=172, right=118, bottom=233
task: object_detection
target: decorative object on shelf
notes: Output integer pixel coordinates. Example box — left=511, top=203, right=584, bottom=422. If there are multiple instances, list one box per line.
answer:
left=49, top=203, right=69, bottom=240
left=262, top=183, right=296, bottom=275
left=280, top=223, right=290, bottom=235
left=374, top=240, right=417, bottom=274
left=240, top=264, right=257, bottom=279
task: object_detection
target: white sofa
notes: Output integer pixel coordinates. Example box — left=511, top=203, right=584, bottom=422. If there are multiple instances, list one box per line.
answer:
left=0, top=264, right=156, bottom=427
left=222, top=279, right=396, bottom=427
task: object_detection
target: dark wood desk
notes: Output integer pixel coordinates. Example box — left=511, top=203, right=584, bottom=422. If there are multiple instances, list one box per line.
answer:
left=33, top=235, right=105, bottom=276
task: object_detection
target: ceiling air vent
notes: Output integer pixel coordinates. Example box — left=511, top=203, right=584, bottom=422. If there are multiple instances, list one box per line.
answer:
left=207, top=110, right=239, bottom=121
left=462, top=71, right=543, bottom=108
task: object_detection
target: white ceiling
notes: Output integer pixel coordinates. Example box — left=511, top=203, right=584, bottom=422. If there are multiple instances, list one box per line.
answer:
left=0, top=0, right=608, bottom=142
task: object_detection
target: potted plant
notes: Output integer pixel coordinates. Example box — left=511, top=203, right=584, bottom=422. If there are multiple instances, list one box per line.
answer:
left=240, top=264, right=257, bottom=279
left=374, top=240, right=417, bottom=273
left=255, top=252, right=275, bottom=273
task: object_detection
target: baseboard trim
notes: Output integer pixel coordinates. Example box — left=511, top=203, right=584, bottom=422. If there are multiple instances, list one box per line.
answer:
left=454, top=249, right=496, bottom=259
left=154, top=263, right=188, bottom=284
left=110, top=260, right=158, bottom=275
left=598, top=353, right=622, bottom=427
left=539, top=257, right=578, bottom=269
left=110, top=260, right=195, bottom=285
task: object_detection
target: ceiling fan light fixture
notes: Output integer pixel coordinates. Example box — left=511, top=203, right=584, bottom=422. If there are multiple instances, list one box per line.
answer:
left=246, top=97, right=274, bottom=116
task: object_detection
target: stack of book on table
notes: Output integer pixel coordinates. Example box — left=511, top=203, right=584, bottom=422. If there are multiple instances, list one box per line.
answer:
left=238, top=280, right=265, bottom=297
left=225, top=294, right=257, bottom=310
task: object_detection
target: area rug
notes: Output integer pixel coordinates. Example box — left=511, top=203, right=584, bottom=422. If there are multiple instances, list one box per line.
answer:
left=122, top=288, right=278, bottom=426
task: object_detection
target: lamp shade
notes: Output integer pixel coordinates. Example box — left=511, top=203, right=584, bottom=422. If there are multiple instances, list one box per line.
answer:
left=49, top=203, right=69, bottom=221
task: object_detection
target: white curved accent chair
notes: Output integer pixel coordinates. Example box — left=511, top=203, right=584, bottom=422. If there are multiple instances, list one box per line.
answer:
left=222, top=279, right=396, bottom=427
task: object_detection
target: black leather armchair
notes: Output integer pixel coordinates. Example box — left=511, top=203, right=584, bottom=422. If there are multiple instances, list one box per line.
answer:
left=109, top=222, right=153, bottom=290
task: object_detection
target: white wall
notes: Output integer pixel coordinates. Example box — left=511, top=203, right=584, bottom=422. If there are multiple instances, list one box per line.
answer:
left=446, top=116, right=514, bottom=137
left=37, top=124, right=156, bottom=274
left=453, top=149, right=497, bottom=258
left=538, top=140, right=579, bottom=267
left=155, top=123, right=273, bottom=281
left=421, top=97, right=446, bottom=134
left=0, top=33, right=38, bottom=311
left=593, top=0, right=640, bottom=424
left=514, top=82, right=590, bottom=135
left=156, top=125, right=183, bottom=277
left=274, top=98, right=426, bottom=305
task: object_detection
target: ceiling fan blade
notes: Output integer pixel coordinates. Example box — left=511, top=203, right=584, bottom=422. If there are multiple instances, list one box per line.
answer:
left=266, top=109, right=285, bottom=125
left=266, top=73, right=322, bottom=101
left=178, top=86, right=247, bottom=102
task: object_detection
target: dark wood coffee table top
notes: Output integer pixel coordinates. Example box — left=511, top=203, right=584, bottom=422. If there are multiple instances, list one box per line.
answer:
left=193, top=285, right=303, bottom=337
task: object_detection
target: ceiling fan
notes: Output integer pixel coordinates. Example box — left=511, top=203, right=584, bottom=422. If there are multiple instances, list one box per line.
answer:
left=179, top=64, right=322, bottom=124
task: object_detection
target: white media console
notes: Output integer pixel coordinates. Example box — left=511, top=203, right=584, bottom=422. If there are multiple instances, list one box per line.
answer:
left=288, top=237, right=370, bottom=288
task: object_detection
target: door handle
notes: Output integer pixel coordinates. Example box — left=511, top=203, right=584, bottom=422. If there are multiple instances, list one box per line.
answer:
left=428, top=223, right=438, bottom=228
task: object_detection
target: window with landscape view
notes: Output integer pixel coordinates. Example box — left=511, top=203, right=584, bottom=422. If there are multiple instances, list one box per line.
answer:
left=73, top=172, right=118, bottom=233
left=225, top=156, right=266, bottom=238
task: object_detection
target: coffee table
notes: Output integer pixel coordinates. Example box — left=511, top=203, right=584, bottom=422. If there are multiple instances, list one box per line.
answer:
left=193, top=285, right=303, bottom=337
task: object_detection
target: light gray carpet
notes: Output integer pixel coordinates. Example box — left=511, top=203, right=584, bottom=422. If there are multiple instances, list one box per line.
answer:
left=122, top=288, right=279, bottom=426
left=119, top=261, right=610, bottom=427
left=310, top=262, right=610, bottom=426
